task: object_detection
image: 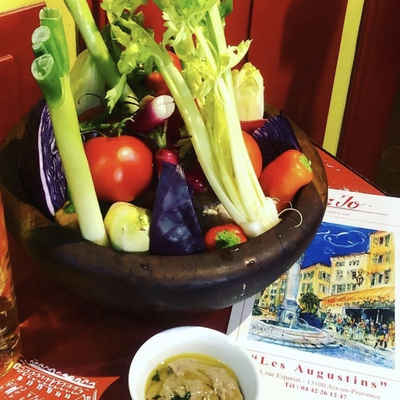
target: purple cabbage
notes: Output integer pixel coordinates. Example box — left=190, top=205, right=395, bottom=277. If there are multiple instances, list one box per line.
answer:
left=251, top=112, right=301, bottom=168
left=18, top=99, right=67, bottom=219
left=149, top=162, right=205, bottom=255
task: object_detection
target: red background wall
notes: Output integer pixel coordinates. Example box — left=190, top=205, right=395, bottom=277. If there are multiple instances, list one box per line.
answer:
left=1, top=0, right=346, bottom=149
left=247, top=0, right=347, bottom=145
left=337, top=0, right=400, bottom=182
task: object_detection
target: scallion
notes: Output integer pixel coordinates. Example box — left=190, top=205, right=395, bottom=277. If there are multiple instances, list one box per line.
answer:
left=31, top=8, right=109, bottom=246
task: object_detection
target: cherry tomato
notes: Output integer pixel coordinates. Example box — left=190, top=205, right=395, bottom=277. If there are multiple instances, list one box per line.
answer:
left=84, top=135, right=154, bottom=203
left=243, top=131, right=263, bottom=178
left=143, top=51, right=182, bottom=96
left=204, top=223, right=248, bottom=251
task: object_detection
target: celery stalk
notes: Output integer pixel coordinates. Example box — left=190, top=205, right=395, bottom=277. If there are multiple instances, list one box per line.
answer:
left=103, top=0, right=280, bottom=238
left=31, top=8, right=109, bottom=247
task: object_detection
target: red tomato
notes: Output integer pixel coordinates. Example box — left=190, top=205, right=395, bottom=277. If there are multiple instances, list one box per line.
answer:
left=143, top=51, right=182, bottom=96
left=204, top=223, right=248, bottom=251
left=84, top=135, right=154, bottom=203
left=243, top=131, right=263, bottom=178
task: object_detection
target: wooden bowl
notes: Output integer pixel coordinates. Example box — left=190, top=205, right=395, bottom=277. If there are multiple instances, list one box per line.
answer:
left=0, top=104, right=327, bottom=314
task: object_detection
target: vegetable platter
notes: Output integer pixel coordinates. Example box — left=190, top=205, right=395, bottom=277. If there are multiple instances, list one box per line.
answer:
left=0, top=0, right=327, bottom=314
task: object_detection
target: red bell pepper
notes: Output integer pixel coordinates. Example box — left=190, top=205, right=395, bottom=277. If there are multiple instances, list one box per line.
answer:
left=259, top=149, right=313, bottom=212
left=204, top=223, right=248, bottom=251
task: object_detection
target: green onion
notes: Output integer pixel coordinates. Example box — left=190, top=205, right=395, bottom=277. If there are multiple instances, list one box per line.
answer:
left=31, top=8, right=109, bottom=247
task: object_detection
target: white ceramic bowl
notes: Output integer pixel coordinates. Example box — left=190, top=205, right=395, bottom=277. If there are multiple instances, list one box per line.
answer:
left=128, top=326, right=261, bottom=399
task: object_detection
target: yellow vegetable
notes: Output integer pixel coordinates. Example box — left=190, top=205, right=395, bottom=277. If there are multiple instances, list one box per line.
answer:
left=104, top=202, right=151, bottom=253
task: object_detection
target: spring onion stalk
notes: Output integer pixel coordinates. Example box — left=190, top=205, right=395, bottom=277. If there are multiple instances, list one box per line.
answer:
left=63, top=0, right=139, bottom=114
left=101, top=0, right=279, bottom=238
left=31, top=8, right=109, bottom=247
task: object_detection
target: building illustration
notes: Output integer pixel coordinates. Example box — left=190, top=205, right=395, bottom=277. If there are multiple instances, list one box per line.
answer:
left=249, top=223, right=395, bottom=369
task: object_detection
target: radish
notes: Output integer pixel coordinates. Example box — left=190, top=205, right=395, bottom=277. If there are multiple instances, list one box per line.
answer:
left=126, top=95, right=175, bottom=134
left=155, top=148, right=179, bottom=178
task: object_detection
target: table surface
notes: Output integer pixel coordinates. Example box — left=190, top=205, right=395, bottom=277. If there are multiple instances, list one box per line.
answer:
left=7, top=147, right=384, bottom=399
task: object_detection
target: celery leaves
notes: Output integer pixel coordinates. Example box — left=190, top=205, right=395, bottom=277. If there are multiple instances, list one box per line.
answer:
left=102, top=0, right=280, bottom=237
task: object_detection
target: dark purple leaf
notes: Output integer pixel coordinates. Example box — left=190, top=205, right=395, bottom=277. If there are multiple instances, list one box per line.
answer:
left=18, top=99, right=67, bottom=219
left=251, top=112, right=301, bottom=168
left=150, top=162, right=205, bottom=255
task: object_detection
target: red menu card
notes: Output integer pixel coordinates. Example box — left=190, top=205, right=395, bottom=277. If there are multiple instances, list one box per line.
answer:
left=0, top=357, right=118, bottom=399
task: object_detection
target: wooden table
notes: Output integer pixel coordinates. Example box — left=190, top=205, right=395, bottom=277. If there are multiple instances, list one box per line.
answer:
left=7, top=148, right=383, bottom=399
